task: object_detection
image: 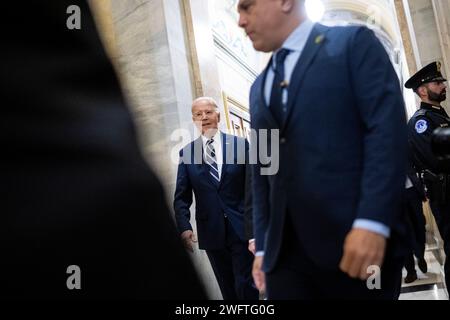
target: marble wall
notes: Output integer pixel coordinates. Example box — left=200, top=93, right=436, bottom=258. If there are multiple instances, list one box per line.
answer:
left=432, top=0, right=450, bottom=88
left=88, top=0, right=450, bottom=300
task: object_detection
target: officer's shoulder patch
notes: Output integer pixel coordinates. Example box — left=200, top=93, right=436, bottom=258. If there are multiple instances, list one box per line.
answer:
left=415, top=119, right=428, bottom=134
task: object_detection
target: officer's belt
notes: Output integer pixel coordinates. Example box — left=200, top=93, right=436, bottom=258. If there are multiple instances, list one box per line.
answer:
left=423, top=169, right=449, bottom=182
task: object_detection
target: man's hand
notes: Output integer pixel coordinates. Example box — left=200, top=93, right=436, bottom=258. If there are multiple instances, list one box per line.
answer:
left=248, top=239, right=256, bottom=255
left=252, top=256, right=265, bottom=292
left=181, top=230, right=197, bottom=252
left=339, top=228, right=387, bottom=280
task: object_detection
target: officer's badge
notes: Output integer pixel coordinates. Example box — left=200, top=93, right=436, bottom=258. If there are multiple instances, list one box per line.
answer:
left=415, top=119, right=428, bottom=134
left=437, top=61, right=441, bottom=73
left=315, top=34, right=324, bottom=44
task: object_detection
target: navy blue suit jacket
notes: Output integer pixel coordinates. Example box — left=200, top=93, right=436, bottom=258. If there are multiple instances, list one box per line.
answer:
left=174, top=133, right=249, bottom=250
left=250, top=24, right=408, bottom=272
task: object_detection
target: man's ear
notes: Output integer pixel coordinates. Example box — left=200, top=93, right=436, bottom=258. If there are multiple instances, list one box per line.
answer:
left=217, top=112, right=221, bottom=123
left=417, top=85, right=427, bottom=99
left=280, top=0, right=296, bottom=13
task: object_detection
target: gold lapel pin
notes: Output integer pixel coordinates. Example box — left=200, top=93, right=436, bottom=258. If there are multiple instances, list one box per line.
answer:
left=315, top=34, right=324, bottom=44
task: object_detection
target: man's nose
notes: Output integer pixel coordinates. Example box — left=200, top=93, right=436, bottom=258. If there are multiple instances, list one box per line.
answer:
left=238, top=14, right=246, bottom=28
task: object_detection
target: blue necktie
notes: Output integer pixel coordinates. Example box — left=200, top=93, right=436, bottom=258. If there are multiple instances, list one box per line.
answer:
left=205, top=139, right=220, bottom=185
left=269, top=48, right=291, bottom=126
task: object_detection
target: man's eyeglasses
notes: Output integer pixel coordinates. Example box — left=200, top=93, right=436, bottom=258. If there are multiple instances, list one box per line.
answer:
left=192, top=110, right=216, bottom=119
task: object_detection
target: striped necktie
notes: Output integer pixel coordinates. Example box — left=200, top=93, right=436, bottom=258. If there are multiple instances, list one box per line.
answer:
left=205, top=138, right=220, bottom=184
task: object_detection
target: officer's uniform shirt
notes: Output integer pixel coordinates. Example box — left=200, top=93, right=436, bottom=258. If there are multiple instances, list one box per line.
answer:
left=408, top=102, right=450, bottom=173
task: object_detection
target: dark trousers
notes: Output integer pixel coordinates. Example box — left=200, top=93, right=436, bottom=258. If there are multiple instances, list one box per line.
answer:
left=429, top=200, right=450, bottom=292
left=206, top=218, right=258, bottom=300
left=404, top=187, right=426, bottom=274
left=266, top=217, right=403, bottom=300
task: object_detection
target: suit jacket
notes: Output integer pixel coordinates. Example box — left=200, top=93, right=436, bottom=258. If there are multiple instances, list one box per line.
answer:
left=0, top=0, right=206, bottom=299
left=174, top=133, right=249, bottom=250
left=250, top=24, right=408, bottom=272
left=244, top=163, right=254, bottom=241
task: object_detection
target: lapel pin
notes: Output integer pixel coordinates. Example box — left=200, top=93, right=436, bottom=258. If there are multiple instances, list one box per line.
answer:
left=315, top=34, right=324, bottom=44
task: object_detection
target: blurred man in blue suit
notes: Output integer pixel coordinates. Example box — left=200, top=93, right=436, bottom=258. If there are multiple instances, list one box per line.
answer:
left=238, top=0, right=408, bottom=299
left=174, top=97, right=258, bottom=300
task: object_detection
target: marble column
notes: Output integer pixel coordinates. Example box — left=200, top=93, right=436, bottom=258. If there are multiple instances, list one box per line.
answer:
left=394, top=0, right=418, bottom=75
left=183, top=0, right=228, bottom=132
left=406, top=0, right=448, bottom=111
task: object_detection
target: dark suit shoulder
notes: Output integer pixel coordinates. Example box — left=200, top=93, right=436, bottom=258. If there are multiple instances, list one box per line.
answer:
left=409, top=109, right=445, bottom=130
left=324, top=24, right=369, bottom=40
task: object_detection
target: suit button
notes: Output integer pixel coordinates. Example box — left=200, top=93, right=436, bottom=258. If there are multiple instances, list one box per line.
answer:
left=280, top=138, right=286, bottom=144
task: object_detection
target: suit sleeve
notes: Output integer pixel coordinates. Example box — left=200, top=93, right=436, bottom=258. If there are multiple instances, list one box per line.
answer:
left=349, top=27, right=407, bottom=228
left=173, top=149, right=194, bottom=234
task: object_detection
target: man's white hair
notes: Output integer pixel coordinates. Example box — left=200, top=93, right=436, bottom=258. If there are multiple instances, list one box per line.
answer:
left=192, top=97, right=219, bottom=112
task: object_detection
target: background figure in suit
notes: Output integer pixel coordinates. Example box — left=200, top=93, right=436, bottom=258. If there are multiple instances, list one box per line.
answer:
left=174, top=97, right=258, bottom=300
left=404, top=162, right=428, bottom=283
left=238, top=0, right=408, bottom=299
left=0, top=0, right=206, bottom=299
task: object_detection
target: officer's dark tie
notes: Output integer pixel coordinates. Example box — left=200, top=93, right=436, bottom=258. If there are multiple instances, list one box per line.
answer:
left=205, top=138, right=220, bottom=185
left=269, top=48, right=291, bottom=126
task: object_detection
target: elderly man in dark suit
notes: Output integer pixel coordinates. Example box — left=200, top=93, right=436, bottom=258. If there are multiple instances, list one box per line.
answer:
left=238, top=0, right=408, bottom=299
left=174, top=97, right=258, bottom=300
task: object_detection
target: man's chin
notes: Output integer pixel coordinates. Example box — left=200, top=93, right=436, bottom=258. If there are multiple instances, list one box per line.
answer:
left=252, top=41, right=272, bottom=53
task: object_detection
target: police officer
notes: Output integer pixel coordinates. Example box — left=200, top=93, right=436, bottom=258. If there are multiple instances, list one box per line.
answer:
left=406, top=61, right=450, bottom=292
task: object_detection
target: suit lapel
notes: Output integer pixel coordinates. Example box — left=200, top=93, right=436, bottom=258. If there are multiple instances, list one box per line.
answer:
left=258, top=60, right=279, bottom=128
left=282, top=24, right=328, bottom=132
left=193, top=137, right=208, bottom=182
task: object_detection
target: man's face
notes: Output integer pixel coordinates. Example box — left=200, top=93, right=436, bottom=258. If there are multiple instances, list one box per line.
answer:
left=425, top=81, right=447, bottom=103
left=238, top=0, right=287, bottom=52
left=192, top=100, right=220, bottom=135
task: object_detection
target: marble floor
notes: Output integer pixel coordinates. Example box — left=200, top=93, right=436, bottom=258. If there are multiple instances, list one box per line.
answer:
left=399, top=250, right=448, bottom=300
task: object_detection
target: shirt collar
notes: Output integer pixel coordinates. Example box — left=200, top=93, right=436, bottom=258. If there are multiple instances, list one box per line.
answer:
left=272, top=19, right=315, bottom=67
left=277, top=19, right=315, bottom=53
left=201, top=130, right=221, bottom=146
left=421, top=102, right=448, bottom=116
